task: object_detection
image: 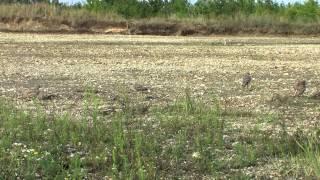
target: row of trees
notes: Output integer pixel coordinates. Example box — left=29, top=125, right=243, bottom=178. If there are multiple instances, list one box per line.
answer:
left=84, top=0, right=320, bottom=21
left=85, top=0, right=191, bottom=18
left=2, top=0, right=320, bottom=22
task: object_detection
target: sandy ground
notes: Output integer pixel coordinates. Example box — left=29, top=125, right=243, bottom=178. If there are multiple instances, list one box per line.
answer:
left=0, top=33, right=320, bottom=134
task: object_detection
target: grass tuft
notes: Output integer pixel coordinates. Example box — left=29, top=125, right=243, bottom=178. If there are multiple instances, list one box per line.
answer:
left=0, top=92, right=319, bottom=178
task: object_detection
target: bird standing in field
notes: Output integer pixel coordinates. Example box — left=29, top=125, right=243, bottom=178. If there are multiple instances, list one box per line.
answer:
left=21, top=85, right=56, bottom=101
left=293, top=80, right=306, bottom=96
left=21, top=85, right=41, bottom=100
left=242, top=72, right=252, bottom=88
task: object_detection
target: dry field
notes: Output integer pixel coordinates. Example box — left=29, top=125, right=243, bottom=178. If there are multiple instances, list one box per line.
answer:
left=1, top=33, right=320, bottom=178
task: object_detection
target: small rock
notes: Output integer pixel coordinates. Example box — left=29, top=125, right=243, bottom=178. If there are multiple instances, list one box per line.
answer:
left=37, top=92, right=57, bottom=100
left=132, top=84, right=150, bottom=92
left=134, top=104, right=150, bottom=115
left=269, top=93, right=288, bottom=104
left=101, top=108, right=116, bottom=115
left=99, top=105, right=116, bottom=115
left=310, top=91, right=320, bottom=99
left=145, top=95, right=156, bottom=100
left=109, top=94, right=119, bottom=101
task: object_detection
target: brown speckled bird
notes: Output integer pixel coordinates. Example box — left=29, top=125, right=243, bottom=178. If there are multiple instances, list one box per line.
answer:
left=21, top=85, right=56, bottom=101
left=242, top=72, right=252, bottom=88
left=294, top=80, right=306, bottom=96
left=21, top=85, right=41, bottom=100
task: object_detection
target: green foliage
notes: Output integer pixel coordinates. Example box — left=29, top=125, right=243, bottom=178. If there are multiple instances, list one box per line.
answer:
left=83, top=0, right=320, bottom=22
left=3, top=0, right=320, bottom=22
left=285, top=0, right=320, bottom=22
left=0, top=92, right=319, bottom=178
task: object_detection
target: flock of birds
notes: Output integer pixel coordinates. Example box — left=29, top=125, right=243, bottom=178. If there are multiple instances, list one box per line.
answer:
left=16, top=72, right=319, bottom=102
left=241, top=72, right=320, bottom=98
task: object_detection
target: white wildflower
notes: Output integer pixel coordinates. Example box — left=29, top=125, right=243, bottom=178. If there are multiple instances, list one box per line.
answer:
left=192, top=152, right=201, bottom=159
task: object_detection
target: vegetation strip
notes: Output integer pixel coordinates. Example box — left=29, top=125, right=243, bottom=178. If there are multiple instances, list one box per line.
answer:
left=0, top=92, right=319, bottom=178
left=1, top=0, right=320, bottom=35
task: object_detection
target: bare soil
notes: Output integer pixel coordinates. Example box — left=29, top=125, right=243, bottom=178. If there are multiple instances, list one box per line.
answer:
left=0, top=33, right=319, bottom=123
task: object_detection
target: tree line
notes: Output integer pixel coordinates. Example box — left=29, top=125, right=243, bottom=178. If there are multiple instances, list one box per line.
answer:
left=2, top=0, right=320, bottom=22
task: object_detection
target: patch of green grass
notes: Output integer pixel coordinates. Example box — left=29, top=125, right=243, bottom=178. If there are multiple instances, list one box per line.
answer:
left=0, top=91, right=319, bottom=178
left=289, top=132, right=320, bottom=178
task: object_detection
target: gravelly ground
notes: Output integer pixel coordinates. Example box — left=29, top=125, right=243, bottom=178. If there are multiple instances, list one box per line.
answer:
left=0, top=33, right=320, bottom=121
left=1, top=33, right=320, bottom=130
left=1, top=33, right=320, bottom=178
